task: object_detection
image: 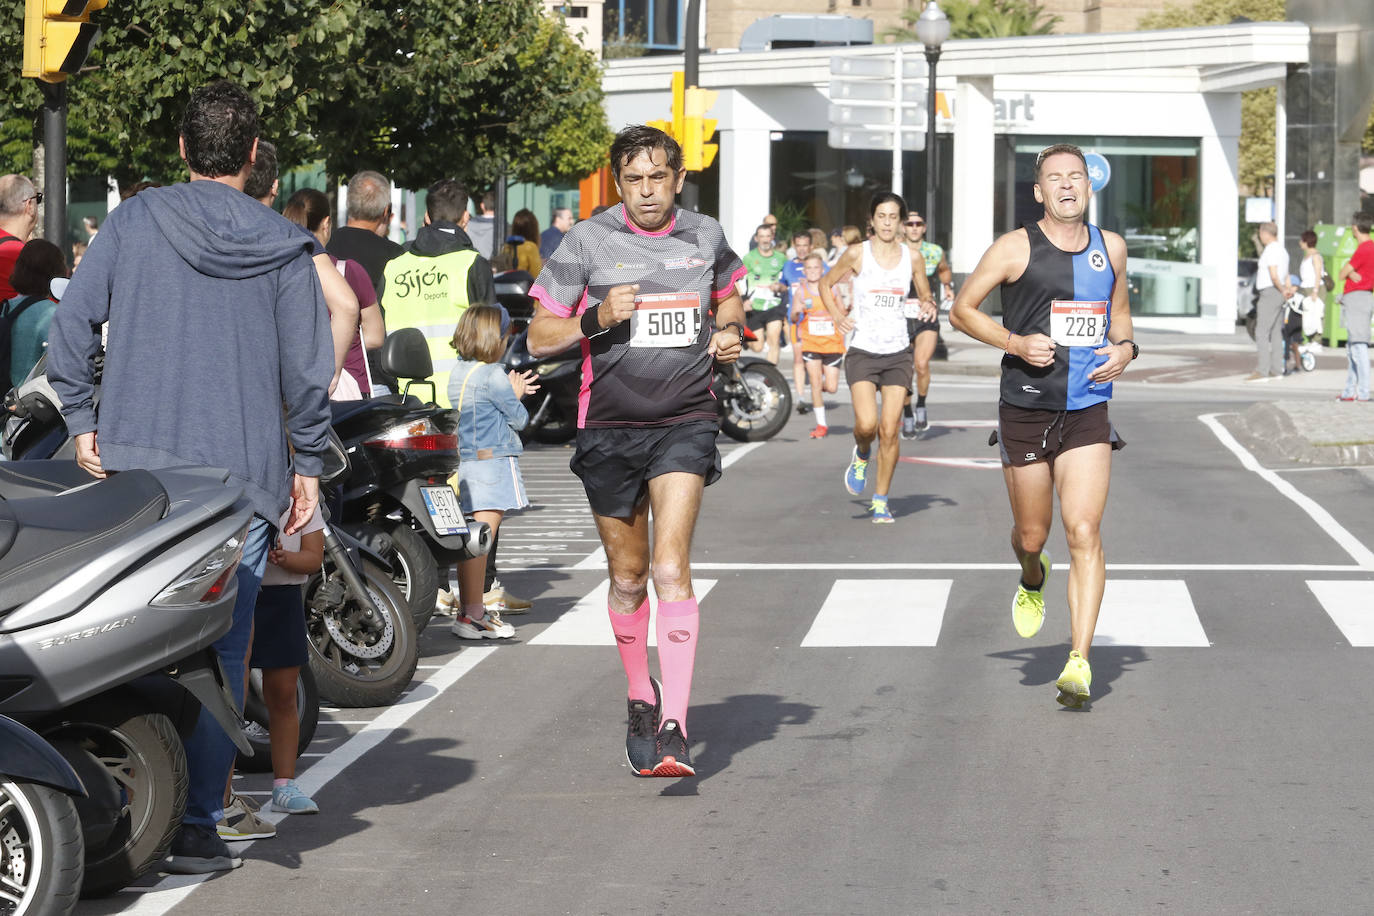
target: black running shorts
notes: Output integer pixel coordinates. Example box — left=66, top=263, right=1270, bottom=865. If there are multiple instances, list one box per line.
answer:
left=906, top=317, right=939, bottom=340
left=845, top=345, right=915, bottom=390
left=571, top=419, right=722, bottom=518
left=803, top=351, right=844, bottom=368
left=746, top=304, right=787, bottom=330
left=996, top=401, right=1125, bottom=468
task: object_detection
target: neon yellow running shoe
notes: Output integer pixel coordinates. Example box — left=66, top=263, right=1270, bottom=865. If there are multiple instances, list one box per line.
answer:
left=1055, top=650, right=1092, bottom=708
left=1011, top=551, right=1051, bottom=638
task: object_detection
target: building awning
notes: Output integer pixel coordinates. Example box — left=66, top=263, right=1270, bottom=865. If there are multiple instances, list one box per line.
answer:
left=604, top=21, right=1310, bottom=94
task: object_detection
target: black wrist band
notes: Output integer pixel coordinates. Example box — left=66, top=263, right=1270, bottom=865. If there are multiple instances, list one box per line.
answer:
left=723, top=321, right=744, bottom=344
left=581, top=304, right=607, bottom=339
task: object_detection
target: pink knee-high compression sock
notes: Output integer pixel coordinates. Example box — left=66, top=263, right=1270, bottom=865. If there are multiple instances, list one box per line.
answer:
left=608, top=599, right=654, bottom=703
left=655, top=599, right=699, bottom=734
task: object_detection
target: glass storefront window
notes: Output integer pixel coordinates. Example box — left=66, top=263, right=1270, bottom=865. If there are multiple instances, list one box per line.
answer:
left=768, top=131, right=953, bottom=247
left=997, top=135, right=1202, bottom=317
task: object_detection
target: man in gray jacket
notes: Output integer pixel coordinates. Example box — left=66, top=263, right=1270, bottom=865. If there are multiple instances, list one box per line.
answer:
left=47, top=80, right=333, bottom=875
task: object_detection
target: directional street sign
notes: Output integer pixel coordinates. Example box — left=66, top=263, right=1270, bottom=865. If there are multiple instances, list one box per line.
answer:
left=827, top=127, right=926, bottom=152
left=828, top=104, right=925, bottom=128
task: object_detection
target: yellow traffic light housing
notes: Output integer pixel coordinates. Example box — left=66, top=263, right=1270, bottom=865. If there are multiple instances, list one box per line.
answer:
left=23, top=0, right=108, bottom=83
left=646, top=73, right=718, bottom=172
left=683, top=87, right=718, bottom=171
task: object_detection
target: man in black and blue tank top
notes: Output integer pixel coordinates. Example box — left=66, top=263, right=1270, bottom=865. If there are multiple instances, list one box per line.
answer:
left=950, top=144, right=1137, bottom=708
left=528, top=126, right=748, bottom=777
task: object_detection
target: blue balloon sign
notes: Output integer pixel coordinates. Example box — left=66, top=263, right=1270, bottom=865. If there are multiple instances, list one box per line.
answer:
left=1084, top=152, right=1111, bottom=192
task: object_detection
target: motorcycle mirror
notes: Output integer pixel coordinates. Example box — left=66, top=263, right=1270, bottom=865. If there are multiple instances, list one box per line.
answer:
left=379, top=328, right=434, bottom=382
left=319, top=429, right=350, bottom=486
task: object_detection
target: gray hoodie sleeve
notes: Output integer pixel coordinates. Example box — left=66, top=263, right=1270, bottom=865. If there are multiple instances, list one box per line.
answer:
left=276, top=252, right=333, bottom=478
left=47, top=219, right=117, bottom=437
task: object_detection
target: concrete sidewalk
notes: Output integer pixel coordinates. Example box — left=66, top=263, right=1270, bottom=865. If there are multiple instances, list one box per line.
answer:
left=932, top=323, right=1374, bottom=465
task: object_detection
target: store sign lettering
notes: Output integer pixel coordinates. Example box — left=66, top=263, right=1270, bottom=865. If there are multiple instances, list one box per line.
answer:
left=927, top=92, right=1038, bottom=127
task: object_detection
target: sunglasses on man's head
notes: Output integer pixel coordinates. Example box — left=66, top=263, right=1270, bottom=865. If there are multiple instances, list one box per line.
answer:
left=28, top=192, right=43, bottom=205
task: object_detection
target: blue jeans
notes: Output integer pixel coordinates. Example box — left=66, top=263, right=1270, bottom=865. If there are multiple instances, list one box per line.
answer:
left=182, top=516, right=272, bottom=828
left=1343, top=341, right=1370, bottom=400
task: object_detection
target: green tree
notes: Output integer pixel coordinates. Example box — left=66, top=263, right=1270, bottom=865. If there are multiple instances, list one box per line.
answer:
left=883, top=0, right=1061, bottom=42
left=1, top=0, right=611, bottom=192
left=1139, top=0, right=1285, bottom=193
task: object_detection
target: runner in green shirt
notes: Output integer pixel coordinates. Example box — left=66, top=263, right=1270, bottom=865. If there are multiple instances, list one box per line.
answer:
left=741, top=224, right=788, bottom=364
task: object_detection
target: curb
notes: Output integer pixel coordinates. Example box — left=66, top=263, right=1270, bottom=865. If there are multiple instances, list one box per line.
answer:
left=1224, top=401, right=1374, bottom=466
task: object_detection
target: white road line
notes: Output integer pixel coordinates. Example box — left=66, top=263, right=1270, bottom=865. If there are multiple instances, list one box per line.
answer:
left=1307, top=580, right=1374, bottom=646
left=1199, top=413, right=1374, bottom=570
left=529, top=579, right=717, bottom=645
left=573, top=547, right=607, bottom=570
left=1092, top=580, right=1210, bottom=647
left=801, top=579, right=951, bottom=646
left=115, top=649, right=498, bottom=914
left=721, top=441, right=765, bottom=469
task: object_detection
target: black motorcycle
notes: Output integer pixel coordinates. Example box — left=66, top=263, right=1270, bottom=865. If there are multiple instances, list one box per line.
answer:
left=502, top=327, right=792, bottom=444
left=331, top=329, right=491, bottom=633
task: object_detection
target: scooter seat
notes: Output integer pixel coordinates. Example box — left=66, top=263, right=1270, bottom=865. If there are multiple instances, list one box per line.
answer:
left=0, top=470, right=169, bottom=613
left=0, top=461, right=98, bottom=500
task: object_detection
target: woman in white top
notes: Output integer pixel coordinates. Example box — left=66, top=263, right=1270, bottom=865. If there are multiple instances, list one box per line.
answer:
left=818, top=193, right=934, bottom=524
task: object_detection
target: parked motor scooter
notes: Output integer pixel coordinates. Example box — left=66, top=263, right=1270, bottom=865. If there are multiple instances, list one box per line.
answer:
left=497, top=272, right=792, bottom=443
left=0, top=715, right=85, bottom=916
left=0, top=461, right=253, bottom=898
left=2, top=355, right=427, bottom=710
left=331, top=328, right=492, bottom=634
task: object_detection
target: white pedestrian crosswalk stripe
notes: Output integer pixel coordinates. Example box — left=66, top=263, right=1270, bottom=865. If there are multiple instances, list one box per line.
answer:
left=801, top=579, right=952, bottom=647
left=529, top=579, right=718, bottom=646
left=1306, top=580, right=1374, bottom=646
left=1091, top=579, right=1210, bottom=647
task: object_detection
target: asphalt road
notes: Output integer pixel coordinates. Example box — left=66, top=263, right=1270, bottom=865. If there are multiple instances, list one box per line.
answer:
left=79, top=368, right=1374, bottom=916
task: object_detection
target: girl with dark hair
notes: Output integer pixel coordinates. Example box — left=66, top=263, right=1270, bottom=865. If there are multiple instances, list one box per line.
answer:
left=282, top=188, right=384, bottom=399
left=4, top=238, right=67, bottom=387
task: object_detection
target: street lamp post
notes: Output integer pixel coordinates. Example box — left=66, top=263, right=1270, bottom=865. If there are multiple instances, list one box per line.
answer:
left=916, top=1, right=950, bottom=244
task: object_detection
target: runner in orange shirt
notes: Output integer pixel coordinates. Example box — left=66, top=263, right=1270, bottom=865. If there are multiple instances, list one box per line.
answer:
left=790, top=253, right=847, bottom=438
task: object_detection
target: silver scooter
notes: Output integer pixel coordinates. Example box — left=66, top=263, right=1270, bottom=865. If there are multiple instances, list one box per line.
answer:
left=0, top=461, right=253, bottom=899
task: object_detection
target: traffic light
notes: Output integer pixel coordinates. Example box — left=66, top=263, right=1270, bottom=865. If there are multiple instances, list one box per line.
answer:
left=647, top=71, right=687, bottom=146
left=23, top=0, right=108, bottom=83
left=682, top=87, right=718, bottom=172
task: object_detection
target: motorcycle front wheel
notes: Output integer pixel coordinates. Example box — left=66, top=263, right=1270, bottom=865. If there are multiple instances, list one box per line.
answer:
left=720, top=361, right=793, bottom=442
left=305, top=559, right=419, bottom=708
left=0, top=777, right=83, bottom=916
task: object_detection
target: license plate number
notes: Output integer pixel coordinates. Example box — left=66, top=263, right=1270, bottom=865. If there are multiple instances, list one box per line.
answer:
left=420, top=485, right=468, bottom=536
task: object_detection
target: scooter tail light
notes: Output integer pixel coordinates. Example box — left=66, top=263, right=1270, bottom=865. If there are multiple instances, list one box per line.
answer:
left=364, top=417, right=457, bottom=451
left=151, top=522, right=250, bottom=608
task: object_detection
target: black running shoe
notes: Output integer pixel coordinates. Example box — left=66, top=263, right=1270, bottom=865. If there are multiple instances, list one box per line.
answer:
left=626, top=678, right=661, bottom=776
left=651, top=719, right=695, bottom=777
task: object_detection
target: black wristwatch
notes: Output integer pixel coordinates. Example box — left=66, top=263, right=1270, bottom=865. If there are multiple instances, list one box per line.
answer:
left=722, top=321, right=745, bottom=347
left=1118, top=338, right=1139, bottom=360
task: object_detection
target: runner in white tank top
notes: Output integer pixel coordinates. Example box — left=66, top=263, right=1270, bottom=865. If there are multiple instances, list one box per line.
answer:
left=818, top=192, right=933, bottom=523
left=850, top=239, right=915, bottom=355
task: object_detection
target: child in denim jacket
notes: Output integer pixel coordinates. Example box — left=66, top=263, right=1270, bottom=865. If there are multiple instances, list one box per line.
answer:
left=448, top=306, right=540, bottom=638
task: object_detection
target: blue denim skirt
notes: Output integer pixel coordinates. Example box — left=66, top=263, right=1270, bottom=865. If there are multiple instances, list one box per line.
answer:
left=457, top=456, right=529, bottom=514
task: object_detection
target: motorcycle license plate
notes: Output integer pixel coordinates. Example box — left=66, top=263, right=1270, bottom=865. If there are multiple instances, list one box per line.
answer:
left=420, top=485, right=468, bottom=536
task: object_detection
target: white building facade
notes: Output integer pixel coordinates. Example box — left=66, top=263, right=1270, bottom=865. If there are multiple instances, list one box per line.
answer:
left=600, top=22, right=1311, bottom=333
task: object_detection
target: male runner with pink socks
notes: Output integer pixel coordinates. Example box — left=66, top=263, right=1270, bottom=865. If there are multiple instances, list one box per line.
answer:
left=527, top=125, right=747, bottom=777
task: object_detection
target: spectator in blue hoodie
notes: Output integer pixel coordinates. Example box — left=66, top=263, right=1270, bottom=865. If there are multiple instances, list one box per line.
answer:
left=47, top=79, right=333, bottom=876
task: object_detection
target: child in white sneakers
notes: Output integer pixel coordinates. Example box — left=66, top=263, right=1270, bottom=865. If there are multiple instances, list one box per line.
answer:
left=448, top=306, right=539, bottom=639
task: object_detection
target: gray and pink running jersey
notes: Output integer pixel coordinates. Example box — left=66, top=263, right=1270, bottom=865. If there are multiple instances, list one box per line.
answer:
left=531, top=204, right=745, bottom=428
